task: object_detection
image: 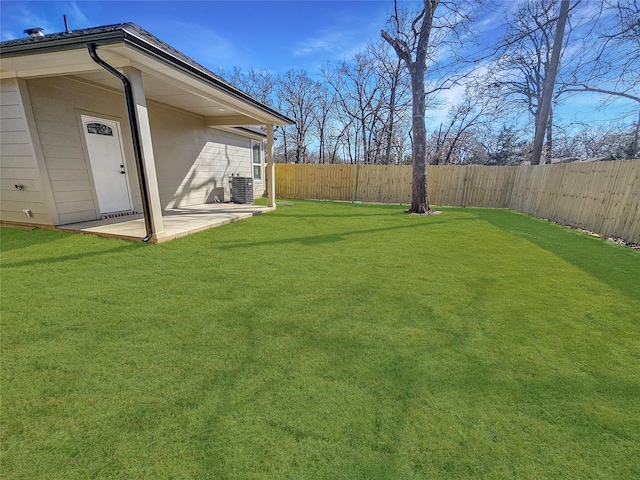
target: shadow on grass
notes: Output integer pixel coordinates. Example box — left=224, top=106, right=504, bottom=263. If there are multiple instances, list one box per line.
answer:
left=271, top=211, right=403, bottom=219
left=0, top=230, right=145, bottom=269
left=0, top=227, right=69, bottom=253
left=218, top=221, right=444, bottom=250
left=473, top=209, right=640, bottom=302
left=270, top=205, right=409, bottom=219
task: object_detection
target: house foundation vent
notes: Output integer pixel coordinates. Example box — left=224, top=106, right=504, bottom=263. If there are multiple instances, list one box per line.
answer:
left=231, top=177, right=254, bottom=204
left=101, top=211, right=136, bottom=220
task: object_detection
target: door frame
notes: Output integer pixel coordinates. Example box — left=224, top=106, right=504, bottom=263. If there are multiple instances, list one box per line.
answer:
left=80, top=114, right=133, bottom=216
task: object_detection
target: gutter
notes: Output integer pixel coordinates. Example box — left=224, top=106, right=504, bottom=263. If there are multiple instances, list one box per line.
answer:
left=87, top=42, right=153, bottom=242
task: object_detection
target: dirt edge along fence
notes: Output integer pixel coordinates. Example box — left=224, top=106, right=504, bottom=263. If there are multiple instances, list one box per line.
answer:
left=275, top=160, right=640, bottom=244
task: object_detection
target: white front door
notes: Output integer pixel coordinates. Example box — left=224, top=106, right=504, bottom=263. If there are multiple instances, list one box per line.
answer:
left=82, top=116, right=132, bottom=214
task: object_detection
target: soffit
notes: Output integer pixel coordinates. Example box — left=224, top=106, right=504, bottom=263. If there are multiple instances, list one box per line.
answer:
left=1, top=42, right=288, bottom=127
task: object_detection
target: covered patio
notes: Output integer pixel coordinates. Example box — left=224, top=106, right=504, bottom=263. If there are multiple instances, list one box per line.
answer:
left=1, top=23, right=293, bottom=243
left=58, top=202, right=274, bottom=242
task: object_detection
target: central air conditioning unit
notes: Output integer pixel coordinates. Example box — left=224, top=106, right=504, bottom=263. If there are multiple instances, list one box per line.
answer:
left=231, top=176, right=254, bottom=204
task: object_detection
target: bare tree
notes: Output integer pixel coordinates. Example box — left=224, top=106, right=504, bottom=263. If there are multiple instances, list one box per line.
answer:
left=530, top=0, right=571, bottom=165
left=562, top=1, right=639, bottom=103
left=381, top=0, right=482, bottom=212
left=323, top=53, right=387, bottom=164
left=312, top=85, right=335, bottom=164
left=561, top=0, right=640, bottom=158
left=276, top=69, right=322, bottom=164
left=497, top=0, right=566, bottom=164
left=217, top=66, right=275, bottom=106
left=381, top=1, right=440, bottom=214
left=367, top=41, right=412, bottom=165
left=431, top=77, right=504, bottom=165
left=494, top=0, right=639, bottom=165
left=567, top=122, right=639, bottom=160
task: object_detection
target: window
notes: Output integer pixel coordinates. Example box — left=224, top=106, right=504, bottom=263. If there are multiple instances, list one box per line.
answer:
left=86, top=123, right=113, bottom=136
left=252, top=141, right=262, bottom=180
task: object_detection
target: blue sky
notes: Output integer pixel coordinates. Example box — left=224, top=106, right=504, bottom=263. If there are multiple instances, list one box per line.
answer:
left=1, top=0, right=636, bottom=129
left=0, top=0, right=397, bottom=72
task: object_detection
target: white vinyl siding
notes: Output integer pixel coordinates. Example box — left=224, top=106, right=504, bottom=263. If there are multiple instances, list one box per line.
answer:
left=147, top=103, right=261, bottom=207
left=25, top=77, right=139, bottom=224
left=0, top=78, right=50, bottom=224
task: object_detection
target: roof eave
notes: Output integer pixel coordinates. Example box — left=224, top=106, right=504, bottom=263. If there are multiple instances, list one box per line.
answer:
left=0, top=26, right=294, bottom=127
left=0, top=29, right=126, bottom=57
left=118, top=30, right=294, bottom=126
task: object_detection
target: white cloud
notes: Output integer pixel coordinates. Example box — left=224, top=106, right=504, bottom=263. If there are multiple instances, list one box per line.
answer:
left=3, top=5, right=55, bottom=38
left=163, top=20, right=240, bottom=67
left=1, top=1, right=96, bottom=39
left=69, top=2, right=92, bottom=27
left=291, top=28, right=371, bottom=62
left=290, top=5, right=389, bottom=63
left=292, top=31, right=346, bottom=57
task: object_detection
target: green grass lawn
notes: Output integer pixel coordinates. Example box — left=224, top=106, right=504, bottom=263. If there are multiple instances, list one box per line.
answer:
left=1, top=200, right=639, bottom=479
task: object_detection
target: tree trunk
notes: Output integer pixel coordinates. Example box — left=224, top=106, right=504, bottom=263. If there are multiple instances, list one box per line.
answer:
left=409, top=63, right=430, bottom=213
left=360, top=111, right=369, bottom=164
left=283, top=127, right=288, bottom=163
left=431, top=123, right=443, bottom=166
left=545, top=107, right=553, bottom=164
left=633, top=110, right=640, bottom=159
left=383, top=77, right=397, bottom=165
left=531, top=0, right=569, bottom=165
left=296, top=130, right=303, bottom=163
left=318, top=125, right=325, bottom=163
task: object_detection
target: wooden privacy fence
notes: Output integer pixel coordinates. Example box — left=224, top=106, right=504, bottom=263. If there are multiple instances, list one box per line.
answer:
left=509, top=160, right=640, bottom=244
left=275, top=160, right=640, bottom=244
left=276, top=163, right=517, bottom=207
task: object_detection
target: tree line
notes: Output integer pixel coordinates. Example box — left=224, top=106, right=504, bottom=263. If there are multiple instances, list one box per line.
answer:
left=219, top=0, right=638, bottom=168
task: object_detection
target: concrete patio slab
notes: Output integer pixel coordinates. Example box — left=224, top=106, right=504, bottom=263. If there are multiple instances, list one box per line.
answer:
left=58, top=203, right=274, bottom=242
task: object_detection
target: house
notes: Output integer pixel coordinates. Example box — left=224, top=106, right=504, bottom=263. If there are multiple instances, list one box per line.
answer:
left=0, top=23, right=293, bottom=242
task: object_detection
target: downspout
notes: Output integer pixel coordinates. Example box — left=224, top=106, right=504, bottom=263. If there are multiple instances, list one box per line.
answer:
left=87, top=43, right=153, bottom=242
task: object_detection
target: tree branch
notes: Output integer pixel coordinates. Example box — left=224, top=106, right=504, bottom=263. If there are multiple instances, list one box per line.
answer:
left=381, top=30, right=412, bottom=66
left=563, top=85, right=640, bottom=103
